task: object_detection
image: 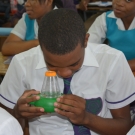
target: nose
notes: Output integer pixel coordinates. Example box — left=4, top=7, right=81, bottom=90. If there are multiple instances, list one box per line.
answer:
left=115, top=0, right=124, bottom=6
left=24, top=0, right=31, bottom=7
left=57, top=68, right=73, bottom=78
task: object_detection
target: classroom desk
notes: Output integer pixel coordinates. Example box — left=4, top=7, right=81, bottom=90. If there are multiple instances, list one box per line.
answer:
left=84, top=5, right=112, bottom=21
left=0, top=36, right=8, bottom=51
left=0, top=52, right=9, bottom=75
left=87, top=6, right=112, bottom=11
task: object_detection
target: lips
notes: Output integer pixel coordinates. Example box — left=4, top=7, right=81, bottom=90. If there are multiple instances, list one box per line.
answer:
left=114, top=8, right=122, bottom=13
left=26, top=10, right=33, bottom=15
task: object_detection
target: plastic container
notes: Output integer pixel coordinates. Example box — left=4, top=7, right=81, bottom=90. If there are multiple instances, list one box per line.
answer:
left=30, top=71, right=61, bottom=113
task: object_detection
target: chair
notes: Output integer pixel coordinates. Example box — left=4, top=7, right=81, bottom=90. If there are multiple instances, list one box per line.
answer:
left=84, top=12, right=101, bottom=32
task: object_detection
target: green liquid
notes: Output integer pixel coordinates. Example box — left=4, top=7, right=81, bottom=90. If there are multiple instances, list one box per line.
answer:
left=29, top=95, right=57, bottom=113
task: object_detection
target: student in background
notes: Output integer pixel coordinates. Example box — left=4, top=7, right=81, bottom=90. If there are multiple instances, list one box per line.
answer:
left=0, top=9, right=135, bottom=135
left=75, top=0, right=89, bottom=11
left=3, top=0, right=77, bottom=28
left=87, top=0, right=135, bottom=72
left=0, top=107, right=23, bottom=135
left=1, top=0, right=63, bottom=56
left=2, top=0, right=89, bottom=28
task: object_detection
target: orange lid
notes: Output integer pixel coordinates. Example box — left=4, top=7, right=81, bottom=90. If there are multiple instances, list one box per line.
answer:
left=45, top=71, right=56, bottom=76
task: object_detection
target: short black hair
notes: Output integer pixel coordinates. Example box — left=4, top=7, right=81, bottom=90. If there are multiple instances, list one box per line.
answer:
left=38, top=9, right=86, bottom=55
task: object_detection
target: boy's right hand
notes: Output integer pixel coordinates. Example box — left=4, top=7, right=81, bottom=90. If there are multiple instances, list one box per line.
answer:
left=13, top=90, right=45, bottom=119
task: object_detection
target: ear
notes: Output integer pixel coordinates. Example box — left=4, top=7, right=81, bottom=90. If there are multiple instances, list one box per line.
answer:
left=84, top=33, right=89, bottom=48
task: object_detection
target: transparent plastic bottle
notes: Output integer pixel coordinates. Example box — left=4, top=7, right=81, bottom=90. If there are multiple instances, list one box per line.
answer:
left=10, top=0, right=18, bottom=15
left=30, top=71, right=61, bottom=113
left=41, top=71, right=61, bottom=98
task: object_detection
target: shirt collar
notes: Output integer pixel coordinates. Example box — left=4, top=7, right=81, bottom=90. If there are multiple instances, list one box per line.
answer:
left=107, top=11, right=135, bottom=30
left=82, top=44, right=99, bottom=67
left=107, top=11, right=117, bottom=19
left=35, top=44, right=99, bottom=69
left=35, top=46, right=46, bottom=69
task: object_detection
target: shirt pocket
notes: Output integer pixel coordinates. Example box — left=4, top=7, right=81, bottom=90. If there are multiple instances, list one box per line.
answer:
left=82, top=92, right=104, bottom=115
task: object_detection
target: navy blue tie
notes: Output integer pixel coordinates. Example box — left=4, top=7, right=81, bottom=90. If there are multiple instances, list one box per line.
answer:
left=63, top=77, right=91, bottom=135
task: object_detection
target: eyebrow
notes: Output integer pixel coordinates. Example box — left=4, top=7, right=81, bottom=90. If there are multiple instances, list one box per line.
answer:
left=46, top=58, right=82, bottom=67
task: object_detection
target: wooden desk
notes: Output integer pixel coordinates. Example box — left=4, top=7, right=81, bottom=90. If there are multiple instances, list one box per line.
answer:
left=0, top=52, right=9, bottom=75
left=87, top=6, right=112, bottom=12
left=0, top=36, right=7, bottom=51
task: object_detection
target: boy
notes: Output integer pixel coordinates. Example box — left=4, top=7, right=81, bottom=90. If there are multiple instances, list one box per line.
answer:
left=0, top=9, right=135, bottom=135
left=87, top=0, right=135, bottom=71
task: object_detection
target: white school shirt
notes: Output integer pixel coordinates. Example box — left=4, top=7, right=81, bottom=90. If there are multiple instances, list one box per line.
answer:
left=11, top=6, right=58, bottom=40
left=0, top=107, right=23, bottom=135
left=0, top=43, right=135, bottom=135
left=127, top=125, right=135, bottom=135
left=88, top=11, right=135, bottom=44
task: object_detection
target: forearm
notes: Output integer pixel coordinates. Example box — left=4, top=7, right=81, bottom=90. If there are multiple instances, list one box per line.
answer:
left=2, top=40, right=39, bottom=56
left=128, top=59, right=135, bottom=72
left=83, top=112, right=132, bottom=135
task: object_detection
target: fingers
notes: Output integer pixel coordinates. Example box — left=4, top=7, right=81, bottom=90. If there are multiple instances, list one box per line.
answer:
left=54, top=95, right=86, bottom=113
left=22, top=89, right=40, bottom=98
left=55, top=107, right=74, bottom=118
left=19, top=95, right=40, bottom=104
left=21, top=112, right=46, bottom=119
left=15, top=90, right=45, bottom=119
left=59, top=94, right=85, bottom=104
left=19, top=104, right=44, bottom=113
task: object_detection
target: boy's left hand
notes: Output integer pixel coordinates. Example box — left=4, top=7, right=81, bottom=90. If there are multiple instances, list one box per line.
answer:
left=54, top=94, right=88, bottom=125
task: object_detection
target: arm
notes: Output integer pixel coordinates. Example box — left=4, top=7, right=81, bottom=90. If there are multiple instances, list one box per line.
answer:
left=54, top=95, right=132, bottom=135
left=128, top=59, right=135, bottom=72
left=1, top=33, right=39, bottom=56
left=0, top=90, right=45, bottom=135
left=2, top=13, right=39, bottom=56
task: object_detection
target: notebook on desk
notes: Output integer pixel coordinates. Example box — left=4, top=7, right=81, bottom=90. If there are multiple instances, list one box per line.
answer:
left=88, top=1, right=112, bottom=7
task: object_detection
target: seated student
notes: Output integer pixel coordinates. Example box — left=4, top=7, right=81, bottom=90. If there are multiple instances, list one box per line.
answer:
left=75, top=0, right=89, bottom=11
left=0, top=9, right=135, bottom=135
left=3, top=0, right=77, bottom=28
left=1, top=0, right=63, bottom=56
left=2, top=0, right=88, bottom=28
left=87, top=0, right=135, bottom=72
left=0, top=107, right=23, bottom=135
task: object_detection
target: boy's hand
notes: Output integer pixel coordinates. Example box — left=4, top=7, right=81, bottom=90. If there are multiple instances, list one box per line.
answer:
left=13, top=89, right=45, bottom=119
left=54, top=95, right=88, bottom=125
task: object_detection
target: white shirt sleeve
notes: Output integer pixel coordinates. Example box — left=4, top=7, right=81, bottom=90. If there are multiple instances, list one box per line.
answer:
left=11, top=13, right=27, bottom=40
left=0, top=108, right=23, bottom=135
left=106, top=52, right=135, bottom=109
left=0, top=117, right=23, bottom=135
left=0, top=56, right=27, bottom=109
left=126, top=125, right=135, bottom=135
left=87, top=12, right=107, bottom=44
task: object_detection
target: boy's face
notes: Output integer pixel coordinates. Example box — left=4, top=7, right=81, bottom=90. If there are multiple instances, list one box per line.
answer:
left=113, top=0, right=135, bottom=19
left=42, top=44, right=85, bottom=78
